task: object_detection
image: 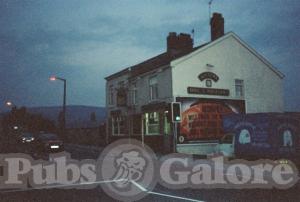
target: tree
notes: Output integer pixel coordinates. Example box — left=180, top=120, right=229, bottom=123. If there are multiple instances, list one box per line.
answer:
left=1, top=107, right=56, bottom=133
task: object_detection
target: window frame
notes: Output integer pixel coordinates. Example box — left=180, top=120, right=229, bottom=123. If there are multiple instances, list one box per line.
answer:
left=112, top=116, right=126, bottom=136
left=109, top=85, right=114, bottom=105
left=144, top=112, right=160, bottom=135
left=131, top=82, right=138, bottom=105
left=149, top=75, right=158, bottom=101
left=235, top=79, right=244, bottom=97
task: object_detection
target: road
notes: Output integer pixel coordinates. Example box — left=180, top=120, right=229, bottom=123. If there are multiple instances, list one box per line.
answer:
left=0, top=144, right=299, bottom=202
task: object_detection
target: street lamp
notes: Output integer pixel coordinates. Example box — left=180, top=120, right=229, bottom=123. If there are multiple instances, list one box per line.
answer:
left=5, top=101, right=17, bottom=110
left=49, top=76, right=67, bottom=138
left=5, top=101, right=13, bottom=107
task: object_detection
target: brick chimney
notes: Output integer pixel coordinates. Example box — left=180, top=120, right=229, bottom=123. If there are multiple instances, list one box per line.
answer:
left=210, top=13, right=224, bottom=41
left=167, top=32, right=193, bottom=55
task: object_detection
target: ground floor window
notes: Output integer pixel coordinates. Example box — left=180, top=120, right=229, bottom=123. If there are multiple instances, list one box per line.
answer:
left=144, top=112, right=160, bottom=135
left=164, top=113, right=171, bottom=135
left=112, top=116, right=126, bottom=135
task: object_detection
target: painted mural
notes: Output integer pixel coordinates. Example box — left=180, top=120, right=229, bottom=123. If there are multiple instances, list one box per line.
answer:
left=178, top=99, right=242, bottom=143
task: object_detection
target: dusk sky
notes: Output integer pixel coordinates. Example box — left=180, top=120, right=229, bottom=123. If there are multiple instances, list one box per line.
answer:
left=0, top=0, right=299, bottom=111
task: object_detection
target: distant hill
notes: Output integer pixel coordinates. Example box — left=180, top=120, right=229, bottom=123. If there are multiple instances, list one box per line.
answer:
left=26, top=105, right=107, bottom=128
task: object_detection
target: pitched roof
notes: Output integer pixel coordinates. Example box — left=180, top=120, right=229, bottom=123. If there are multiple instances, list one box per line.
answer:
left=171, top=32, right=285, bottom=79
left=106, top=32, right=284, bottom=81
left=105, top=44, right=208, bottom=80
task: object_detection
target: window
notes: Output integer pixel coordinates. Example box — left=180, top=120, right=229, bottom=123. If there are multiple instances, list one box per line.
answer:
left=131, top=83, right=137, bottom=105
left=206, top=79, right=212, bottom=87
left=109, top=85, right=114, bottom=105
left=112, top=116, right=126, bottom=135
left=164, top=113, right=171, bottom=135
left=145, top=112, right=160, bottom=135
left=235, top=79, right=244, bottom=97
left=149, top=76, right=158, bottom=100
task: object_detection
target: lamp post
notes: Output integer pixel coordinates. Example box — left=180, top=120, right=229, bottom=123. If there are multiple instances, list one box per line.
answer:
left=5, top=101, right=17, bottom=111
left=4, top=101, right=19, bottom=132
left=50, top=76, right=66, bottom=138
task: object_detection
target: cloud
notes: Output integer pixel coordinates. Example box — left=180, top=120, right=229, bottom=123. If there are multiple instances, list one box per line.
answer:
left=0, top=0, right=300, bottom=111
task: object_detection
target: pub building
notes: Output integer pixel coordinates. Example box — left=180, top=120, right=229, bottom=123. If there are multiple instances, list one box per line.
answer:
left=105, top=13, right=284, bottom=153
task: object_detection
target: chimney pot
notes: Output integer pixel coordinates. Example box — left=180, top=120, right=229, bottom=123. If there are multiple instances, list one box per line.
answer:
left=167, top=32, right=193, bottom=55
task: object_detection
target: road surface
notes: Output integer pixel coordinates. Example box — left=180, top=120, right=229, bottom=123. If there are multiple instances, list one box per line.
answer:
left=0, top=144, right=299, bottom=202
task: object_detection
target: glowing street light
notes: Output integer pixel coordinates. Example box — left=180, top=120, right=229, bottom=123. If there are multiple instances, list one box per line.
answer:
left=5, top=101, right=13, bottom=107
left=49, top=76, right=57, bottom=81
left=49, top=75, right=67, bottom=138
left=5, top=101, right=17, bottom=109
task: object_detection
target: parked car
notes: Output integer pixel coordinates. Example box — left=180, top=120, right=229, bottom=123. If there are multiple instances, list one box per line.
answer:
left=19, top=132, right=35, bottom=144
left=34, top=133, right=64, bottom=153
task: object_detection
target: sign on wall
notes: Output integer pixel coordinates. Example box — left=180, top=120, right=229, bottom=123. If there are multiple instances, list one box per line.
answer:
left=198, top=72, right=219, bottom=82
left=187, top=87, right=230, bottom=96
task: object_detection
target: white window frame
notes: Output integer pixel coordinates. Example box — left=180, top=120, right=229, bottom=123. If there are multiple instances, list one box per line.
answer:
left=145, top=112, right=160, bottom=135
left=235, top=79, right=244, bottom=97
left=112, top=116, right=125, bottom=136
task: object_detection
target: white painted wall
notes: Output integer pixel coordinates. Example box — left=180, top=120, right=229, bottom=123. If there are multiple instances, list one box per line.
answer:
left=132, top=67, right=173, bottom=113
left=171, top=33, right=284, bottom=113
left=106, top=67, right=173, bottom=114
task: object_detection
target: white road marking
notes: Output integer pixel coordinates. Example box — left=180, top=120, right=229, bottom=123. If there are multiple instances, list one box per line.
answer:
left=130, top=180, right=147, bottom=192
left=147, top=191, right=205, bottom=202
left=130, top=180, right=205, bottom=202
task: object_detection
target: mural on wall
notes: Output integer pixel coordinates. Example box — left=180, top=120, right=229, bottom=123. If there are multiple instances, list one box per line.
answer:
left=178, top=98, right=244, bottom=143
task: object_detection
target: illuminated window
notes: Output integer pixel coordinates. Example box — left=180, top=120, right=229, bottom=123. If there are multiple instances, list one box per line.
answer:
left=235, top=79, right=244, bottom=97
left=145, top=112, right=160, bottom=135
